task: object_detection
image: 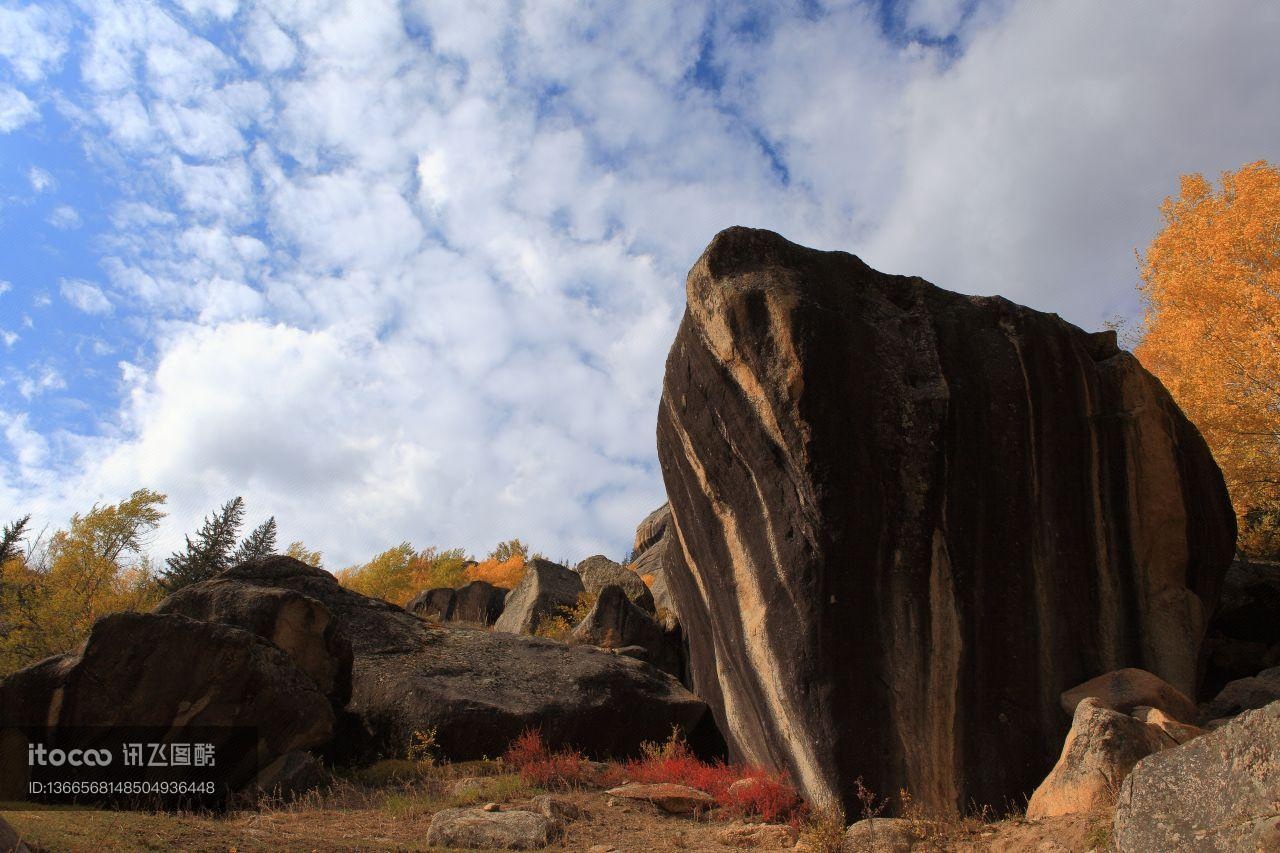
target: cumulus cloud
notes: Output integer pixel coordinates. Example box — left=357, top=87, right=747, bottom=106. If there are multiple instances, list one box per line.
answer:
left=27, top=166, right=55, bottom=192
left=47, top=205, right=82, bottom=229
left=59, top=279, right=113, bottom=315
left=2, top=0, right=1279, bottom=567
left=0, top=84, right=38, bottom=132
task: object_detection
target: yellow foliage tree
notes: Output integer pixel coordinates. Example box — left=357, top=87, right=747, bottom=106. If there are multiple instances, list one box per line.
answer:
left=464, top=554, right=526, bottom=589
left=336, top=544, right=474, bottom=605
left=0, top=489, right=167, bottom=675
left=284, top=540, right=324, bottom=568
left=1136, top=161, right=1280, bottom=556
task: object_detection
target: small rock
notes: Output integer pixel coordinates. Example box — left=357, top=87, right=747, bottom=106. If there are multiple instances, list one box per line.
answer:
left=531, top=794, right=580, bottom=823
left=717, top=821, right=799, bottom=848
left=482, top=802, right=500, bottom=812
left=587, top=846, right=617, bottom=853
left=1130, top=705, right=1205, bottom=745
left=1060, top=668, right=1199, bottom=723
left=425, top=807, right=551, bottom=850
left=842, top=817, right=917, bottom=852
left=606, top=782, right=716, bottom=815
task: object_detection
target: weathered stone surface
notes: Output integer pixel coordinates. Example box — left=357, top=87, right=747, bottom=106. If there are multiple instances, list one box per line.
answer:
left=494, top=558, right=584, bottom=635
left=426, top=807, right=552, bottom=850
left=576, top=555, right=655, bottom=613
left=1131, top=706, right=1205, bottom=745
left=156, top=579, right=353, bottom=706
left=572, top=585, right=680, bottom=677
left=450, top=580, right=507, bottom=625
left=1200, top=665, right=1280, bottom=720
left=1113, top=700, right=1280, bottom=852
left=531, top=793, right=580, bottom=823
left=655, top=227, right=1236, bottom=816
left=605, top=782, right=716, bottom=814
left=406, top=587, right=455, bottom=621
left=0, top=611, right=334, bottom=793
left=842, top=818, right=917, bottom=852
left=717, top=821, right=798, bottom=848
left=188, top=557, right=707, bottom=763
left=631, top=504, right=680, bottom=623
left=1060, top=668, right=1199, bottom=723
left=251, top=750, right=328, bottom=799
left=1026, top=698, right=1169, bottom=819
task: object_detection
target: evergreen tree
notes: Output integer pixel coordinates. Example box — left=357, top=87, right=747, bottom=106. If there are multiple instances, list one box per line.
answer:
left=233, top=516, right=278, bottom=564
left=161, top=497, right=245, bottom=591
left=0, top=515, right=31, bottom=567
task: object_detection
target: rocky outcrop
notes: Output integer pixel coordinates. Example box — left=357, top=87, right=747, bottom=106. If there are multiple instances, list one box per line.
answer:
left=1113, top=699, right=1280, bottom=852
left=631, top=504, right=680, bottom=623
left=494, top=558, right=584, bottom=635
left=571, top=584, right=680, bottom=677
left=156, top=579, right=353, bottom=707
left=426, top=807, right=553, bottom=850
left=1060, top=668, right=1199, bottom=723
left=1202, top=557, right=1280, bottom=697
left=406, top=587, right=455, bottom=621
left=655, top=227, right=1236, bottom=816
left=576, top=555, right=655, bottom=613
left=450, top=580, right=507, bottom=625
left=1200, top=665, right=1280, bottom=720
left=1026, top=698, right=1169, bottom=819
left=179, top=557, right=707, bottom=763
left=0, top=611, right=334, bottom=794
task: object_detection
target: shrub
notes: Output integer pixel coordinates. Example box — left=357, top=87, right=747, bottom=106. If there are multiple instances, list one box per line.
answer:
left=532, top=592, right=595, bottom=641
left=502, top=728, right=593, bottom=789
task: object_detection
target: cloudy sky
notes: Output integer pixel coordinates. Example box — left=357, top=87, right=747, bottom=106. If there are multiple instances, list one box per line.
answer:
left=1, top=0, right=1277, bottom=569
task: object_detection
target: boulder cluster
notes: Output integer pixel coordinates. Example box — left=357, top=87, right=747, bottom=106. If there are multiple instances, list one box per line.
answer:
left=2, top=227, right=1277, bottom=850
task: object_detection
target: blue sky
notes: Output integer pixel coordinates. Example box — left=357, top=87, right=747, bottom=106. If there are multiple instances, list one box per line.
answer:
left=2, top=0, right=1278, bottom=568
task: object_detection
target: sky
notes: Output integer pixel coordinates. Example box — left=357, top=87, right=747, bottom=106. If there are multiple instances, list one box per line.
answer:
left=1, top=0, right=1278, bottom=569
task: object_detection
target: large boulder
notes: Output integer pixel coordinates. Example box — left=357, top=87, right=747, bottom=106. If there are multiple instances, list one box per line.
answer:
left=1059, top=668, right=1199, bottom=724
left=450, top=580, right=508, bottom=625
left=1200, top=665, right=1280, bottom=720
left=1113, top=699, right=1280, bottom=852
left=406, top=587, right=455, bottom=621
left=630, top=504, right=681, bottom=623
left=655, top=227, right=1236, bottom=816
left=156, top=579, right=353, bottom=707
left=177, top=557, right=708, bottom=763
left=575, top=555, right=655, bottom=613
left=426, top=807, right=552, bottom=850
left=0, top=611, right=334, bottom=794
left=571, top=584, right=681, bottom=676
left=494, top=558, right=584, bottom=635
left=1026, top=698, right=1169, bottom=819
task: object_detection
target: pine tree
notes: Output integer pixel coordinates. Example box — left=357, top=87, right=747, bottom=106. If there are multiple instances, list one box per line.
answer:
left=161, top=497, right=245, bottom=591
left=233, top=516, right=278, bottom=564
left=0, top=515, right=31, bottom=567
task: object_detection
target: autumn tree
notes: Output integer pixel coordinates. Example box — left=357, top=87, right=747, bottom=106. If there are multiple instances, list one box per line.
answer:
left=336, top=543, right=475, bottom=605
left=1136, top=160, right=1280, bottom=556
left=0, top=489, right=166, bottom=674
left=285, top=540, right=324, bottom=568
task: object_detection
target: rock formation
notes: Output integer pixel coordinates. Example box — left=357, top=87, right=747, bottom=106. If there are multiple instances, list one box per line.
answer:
left=655, top=227, right=1236, bottom=815
left=406, top=587, right=455, bottom=621
left=1113, top=699, right=1280, bottom=851
left=1202, top=557, right=1280, bottom=697
left=1059, top=668, right=1198, bottom=724
left=575, top=555, right=656, bottom=613
left=450, top=580, right=508, bottom=625
left=163, top=557, right=707, bottom=762
left=571, top=584, right=680, bottom=677
left=494, top=558, right=583, bottom=635
left=630, top=504, right=680, bottom=624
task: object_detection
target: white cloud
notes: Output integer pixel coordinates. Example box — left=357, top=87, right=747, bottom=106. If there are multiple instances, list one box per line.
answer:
left=28, top=166, right=55, bottom=192
left=0, top=280, right=10, bottom=296
left=47, top=205, right=82, bottom=229
left=1, top=330, right=17, bottom=348
left=0, top=84, right=38, bottom=132
left=18, top=365, right=66, bottom=400
left=60, top=279, right=113, bottom=315
left=0, top=3, right=70, bottom=82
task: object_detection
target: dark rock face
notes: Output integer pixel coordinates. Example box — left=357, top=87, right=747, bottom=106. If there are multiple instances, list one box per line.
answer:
left=655, top=227, right=1237, bottom=815
left=1201, top=666, right=1280, bottom=720
left=575, top=555, right=655, bottom=613
left=406, top=587, right=455, bottom=621
left=184, top=557, right=707, bottom=762
left=1202, top=558, right=1280, bottom=697
left=156, top=579, right=353, bottom=707
left=450, top=580, right=507, bottom=625
left=494, top=558, right=583, bottom=635
left=630, top=504, right=680, bottom=624
left=1113, top=700, right=1280, bottom=852
left=0, top=612, right=334, bottom=792
left=571, top=585, right=681, bottom=677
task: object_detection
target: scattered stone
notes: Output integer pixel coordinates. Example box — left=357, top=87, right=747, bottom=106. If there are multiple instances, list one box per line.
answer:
left=717, top=821, right=799, bottom=848
left=1130, top=706, right=1205, bottom=745
left=0, top=611, right=334, bottom=795
left=531, top=794, right=581, bottom=823
left=406, top=587, right=455, bottom=621
left=576, top=555, right=656, bottom=613
left=1060, top=668, right=1200, bottom=723
left=1200, top=665, right=1280, bottom=720
left=494, top=558, right=584, bottom=635
left=1026, top=698, right=1169, bottom=819
left=425, top=807, right=552, bottom=850
left=155, top=577, right=353, bottom=706
left=1113, top=700, right=1280, bottom=852
left=482, top=802, right=500, bottom=812
left=842, top=817, right=917, bottom=852
left=605, top=782, right=716, bottom=815
left=656, top=228, right=1234, bottom=816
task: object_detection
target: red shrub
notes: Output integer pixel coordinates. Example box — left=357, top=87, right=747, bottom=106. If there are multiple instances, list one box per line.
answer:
left=502, top=728, right=593, bottom=789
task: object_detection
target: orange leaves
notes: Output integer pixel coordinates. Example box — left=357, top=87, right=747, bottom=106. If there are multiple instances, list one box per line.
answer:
left=465, top=554, right=526, bottom=589
left=1136, top=160, right=1280, bottom=554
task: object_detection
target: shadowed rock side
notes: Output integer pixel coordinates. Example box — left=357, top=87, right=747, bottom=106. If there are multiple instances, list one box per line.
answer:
left=631, top=504, right=680, bottom=623
left=571, top=584, right=682, bottom=677
left=449, top=581, right=508, bottom=625
left=182, top=557, right=707, bottom=763
left=495, top=558, right=584, bottom=635
left=575, top=555, right=656, bottom=613
left=655, top=227, right=1236, bottom=816
left=406, top=587, right=455, bottom=621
